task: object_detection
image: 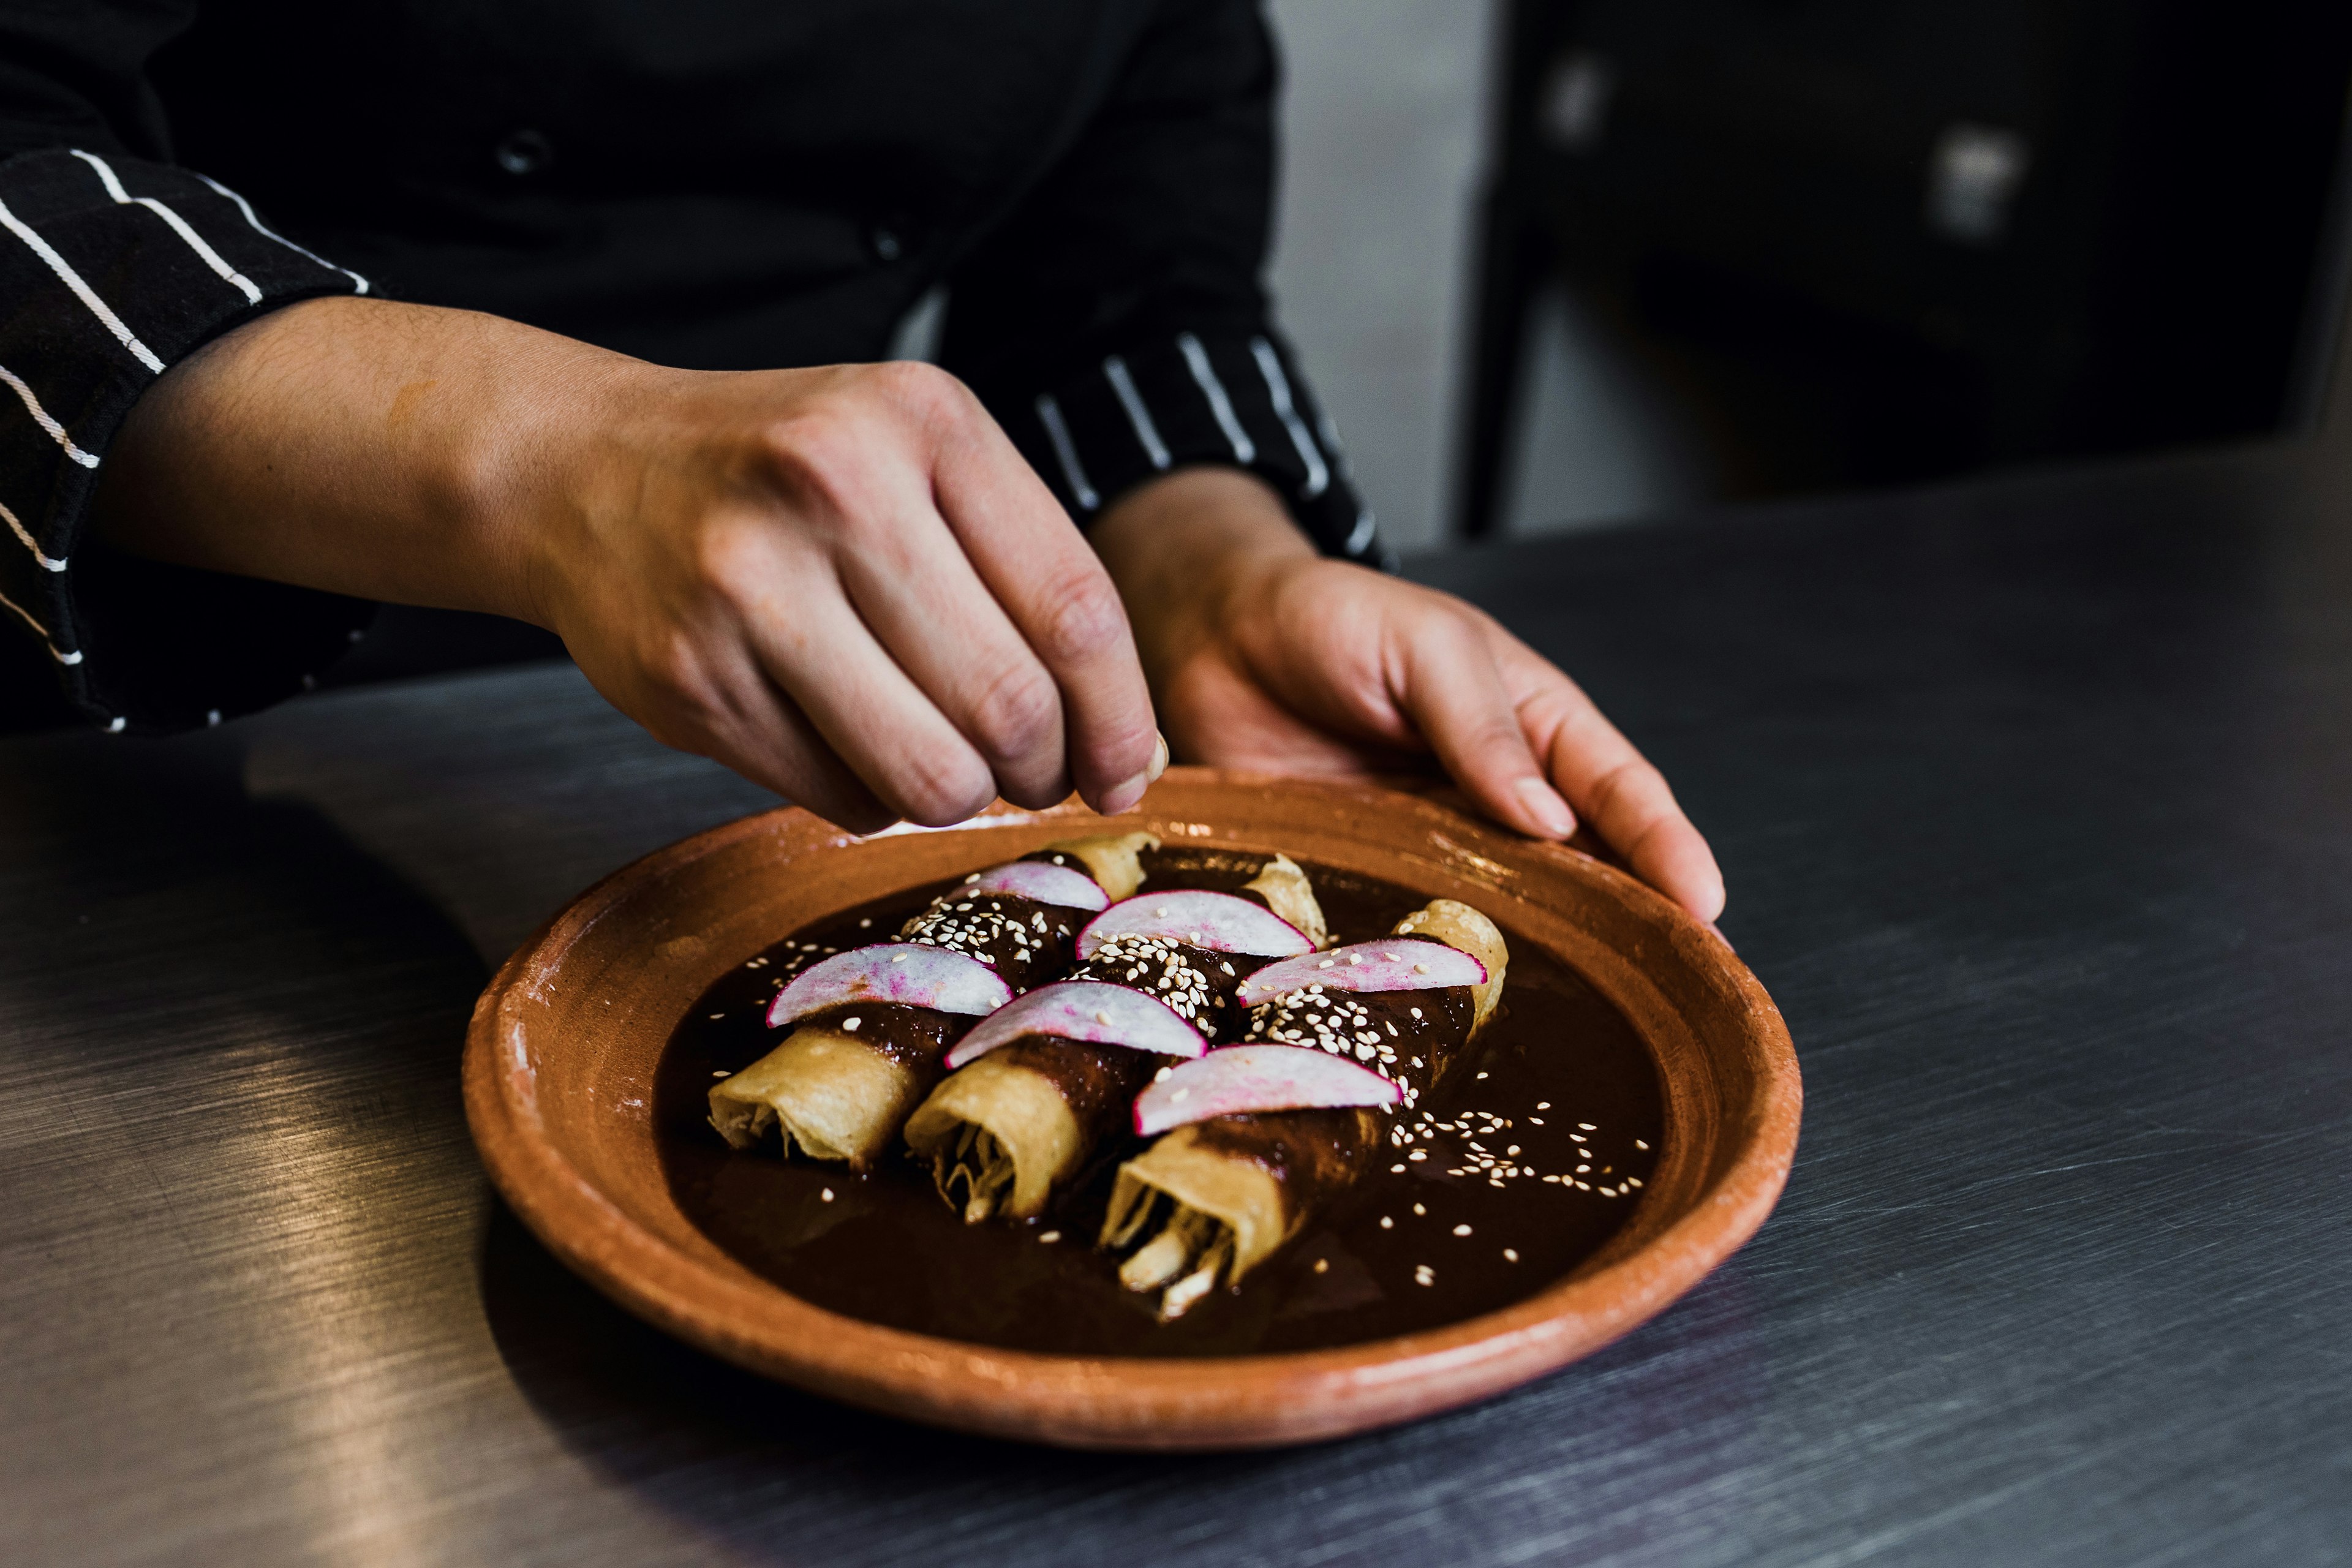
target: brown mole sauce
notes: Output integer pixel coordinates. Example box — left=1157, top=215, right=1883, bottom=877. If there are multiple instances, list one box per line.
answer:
left=655, top=847, right=1665, bottom=1358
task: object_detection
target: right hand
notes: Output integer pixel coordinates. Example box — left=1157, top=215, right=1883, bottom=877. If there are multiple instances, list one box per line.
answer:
left=94, top=299, right=1163, bottom=832
left=521, top=358, right=1163, bottom=831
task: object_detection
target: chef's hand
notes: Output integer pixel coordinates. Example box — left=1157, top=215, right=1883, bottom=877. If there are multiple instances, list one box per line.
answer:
left=92, top=298, right=1161, bottom=832
left=1094, top=467, right=1726, bottom=921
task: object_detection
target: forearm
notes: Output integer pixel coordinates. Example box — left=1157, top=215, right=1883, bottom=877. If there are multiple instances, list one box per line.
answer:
left=89, top=295, right=643, bottom=624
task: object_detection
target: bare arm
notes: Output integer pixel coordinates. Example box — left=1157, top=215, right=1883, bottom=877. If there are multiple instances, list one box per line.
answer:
left=93, top=296, right=1163, bottom=829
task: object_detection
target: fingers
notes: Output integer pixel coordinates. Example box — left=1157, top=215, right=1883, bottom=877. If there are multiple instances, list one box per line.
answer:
left=811, top=447, right=1080, bottom=810
left=1485, top=624, right=1727, bottom=921
left=905, top=369, right=1159, bottom=812
left=1392, top=607, right=1583, bottom=840
left=714, top=519, right=1002, bottom=827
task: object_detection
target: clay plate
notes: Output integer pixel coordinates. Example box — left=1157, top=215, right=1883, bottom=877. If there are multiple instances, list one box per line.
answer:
left=463, top=769, right=1800, bottom=1450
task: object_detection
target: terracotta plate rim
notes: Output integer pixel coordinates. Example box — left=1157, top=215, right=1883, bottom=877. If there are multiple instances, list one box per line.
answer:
left=463, top=770, right=1801, bottom=1450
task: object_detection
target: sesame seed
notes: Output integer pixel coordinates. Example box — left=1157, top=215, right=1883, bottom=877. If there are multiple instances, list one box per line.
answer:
left=712, top=1069, right=728, bottom=1077
left=859, top=917, right=873, bottom=928
left=1502, top=1248, right=1519, bottom=1262
left=891, top=952, right=907, bottom=963
left=1627, top=1178, right=1643, bottom=1188
left=1536, top=1101, right=1550, bottom=1110
left=1381, top=1216, right=1394, bottom=1229
left=707, top=1012, right=725, bottom=1020
left=1412, top=963, right=1429, bottom=974
left=1578, top=1121, right=1596, bottom=1131
left=1095, top=1010, right=1113, bottom=1025
left=1391, top=1163, right=1406, bottom=1173
left=1635, top=1139, right=1651, bottom=1151
left=1452, top=1223, right=1472, bottom=1237
left=1414, top=1265, right=1434, bottom=1286
left=1476, top=1071, right=1489, bottom=1080
left=1313, top=1258, right=1329, bottom=1273
left=1412, top=1203, right=1426, bottom=1216
left=1039, top=1231, right=1061, bottom=1243
left=820, top=1188, right=835, bottom=1202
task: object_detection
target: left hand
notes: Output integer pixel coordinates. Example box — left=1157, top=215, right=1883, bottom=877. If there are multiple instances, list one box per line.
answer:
left=1093, top=467, right=1726, bottom=922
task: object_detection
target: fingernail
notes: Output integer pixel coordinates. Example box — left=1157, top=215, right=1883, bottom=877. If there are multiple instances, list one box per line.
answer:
left=1147, top=731, right=1170, bottom=783
left=1514, top=777, right=1575, bottom=839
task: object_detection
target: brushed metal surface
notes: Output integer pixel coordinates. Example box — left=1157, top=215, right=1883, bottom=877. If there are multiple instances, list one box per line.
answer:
left=5, top=442, right=2350, bottom=1565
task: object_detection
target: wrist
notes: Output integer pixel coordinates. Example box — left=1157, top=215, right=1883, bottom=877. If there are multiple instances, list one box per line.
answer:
left=1093, top=466, right=1314, bottom=684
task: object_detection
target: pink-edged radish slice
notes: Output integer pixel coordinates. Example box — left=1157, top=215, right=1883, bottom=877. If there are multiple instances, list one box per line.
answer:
left=944, top=981, right=1208, bottom=1069
left=1234, top=938, right=1487, bottom=1003
left=766, top=943, right=1012, bottom=1029
left=1076, top=890, right=1313, bottom=960
left=1133, top=1044, right=1401, bottom=1136
left=959, top=859, right=1109, bottom=911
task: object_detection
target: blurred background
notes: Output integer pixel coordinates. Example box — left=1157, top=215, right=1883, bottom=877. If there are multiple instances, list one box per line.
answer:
left=1270, top=0, right=2352, bottom=549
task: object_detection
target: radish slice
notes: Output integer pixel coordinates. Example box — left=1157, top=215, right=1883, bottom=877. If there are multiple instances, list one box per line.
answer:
left=961, top=859, right=1109, bottom=911
left=1234, top=938, right=1487, bottom=1003
left=1076, top=890, right=1313, bottom=960
left=766, top=943, right=1012, bottom=1028
left=1133, top=1044, right=1401, bottom=1136
left=944, top=981, right=1208, bottom=1069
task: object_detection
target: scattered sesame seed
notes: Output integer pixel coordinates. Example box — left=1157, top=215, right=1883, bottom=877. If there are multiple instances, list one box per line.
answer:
left=820, top=1188, right=835, bottom=1202
left=1452, top=1224, right=1472, bottom=1237
left=712, top=1069, right=728, bottom=1077
left=859, top=917, right=873, bottom=928
left=1536, top=1101, right=1550, bottom=1110
left=1313, top=1257, right=1330, bottom=1273
left=1476, top=1071, right=1489, bottom=1080
left=1503, top=1248, right=1519, bottom=1263
left=1381, top=1216, right=1394, bottom=1229
left=1391, top=1163, right=1406, bottom=1174
left=1627, top=1178, right=1643, bottom=1189
left=1635, top=1139, right=1651, bottom=1151
left=1506, top=1145, right=1521, bottom=1156
left=1413, top=1203, right=1427, bottom=1216
left=1039, top=1231, right=1061, bottom=1243
left=1414, top=1265, right=1434, bottom=1286
left=707, top=1012, right=725, bottom=1020
left=1578, top=1121, right=1596, bottom=1131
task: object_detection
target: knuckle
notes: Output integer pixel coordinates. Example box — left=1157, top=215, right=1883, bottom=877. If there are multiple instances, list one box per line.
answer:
left=1028, top=570, right=1128, bottom=666
left=967, top=659, right=1061, bottom=761
left=895, top=752, right=997, bottom=827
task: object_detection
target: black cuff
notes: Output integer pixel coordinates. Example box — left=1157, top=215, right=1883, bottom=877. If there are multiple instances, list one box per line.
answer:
left=1012, top=328, right=1390, bottom=568
left=0, top=146, right=375, bottom=734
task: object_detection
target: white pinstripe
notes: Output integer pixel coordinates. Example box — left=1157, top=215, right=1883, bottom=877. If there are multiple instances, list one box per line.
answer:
left=1176, top=333, right=1254, bottom=464
left=0, top=362, right=98, bottom=469
left=0, top=584, right=78, bottom=663
left=71, top=150, right=262, bottom=306
left=0, top=197, right=163, bottom=372
left=2, top=497, right=65, bottom=571
left=1035, top=394, right=1100, bottom=510
left=1102, top=356, right=1171, bottom=470
left=195, top=173, right=371, bottom=295
left=1248, top=336, right=1329, bottom=498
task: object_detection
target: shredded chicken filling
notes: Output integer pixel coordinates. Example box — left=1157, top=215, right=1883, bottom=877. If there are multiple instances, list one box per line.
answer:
left=938, top=1121, right=1019, bottom=1223
left=1104, top=1188, right=1237, bottom=1319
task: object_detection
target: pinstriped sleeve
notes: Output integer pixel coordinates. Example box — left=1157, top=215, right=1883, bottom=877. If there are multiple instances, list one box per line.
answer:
left=0, top=146, right=372, bottom=734
left=940, top=0, right=1386, bottom=568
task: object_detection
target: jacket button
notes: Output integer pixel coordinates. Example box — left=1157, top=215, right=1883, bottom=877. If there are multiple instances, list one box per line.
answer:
left=496, top=129, right=554, bottom=176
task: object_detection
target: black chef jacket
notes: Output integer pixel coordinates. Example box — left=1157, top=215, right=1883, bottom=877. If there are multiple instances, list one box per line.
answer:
left=0, top=0, right=1376, bottom=734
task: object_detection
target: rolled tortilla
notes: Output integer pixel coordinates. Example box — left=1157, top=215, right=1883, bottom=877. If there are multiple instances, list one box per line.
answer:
left=904, top=853, right=1330, bottom=1221
left=708, top=831, right=1155, bottom=1170
left=1101, top=898, right=1509, bottom=1316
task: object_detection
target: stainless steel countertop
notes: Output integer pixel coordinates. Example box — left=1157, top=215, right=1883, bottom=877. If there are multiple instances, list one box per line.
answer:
left=6, top=441, right=2349, bottom=1566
